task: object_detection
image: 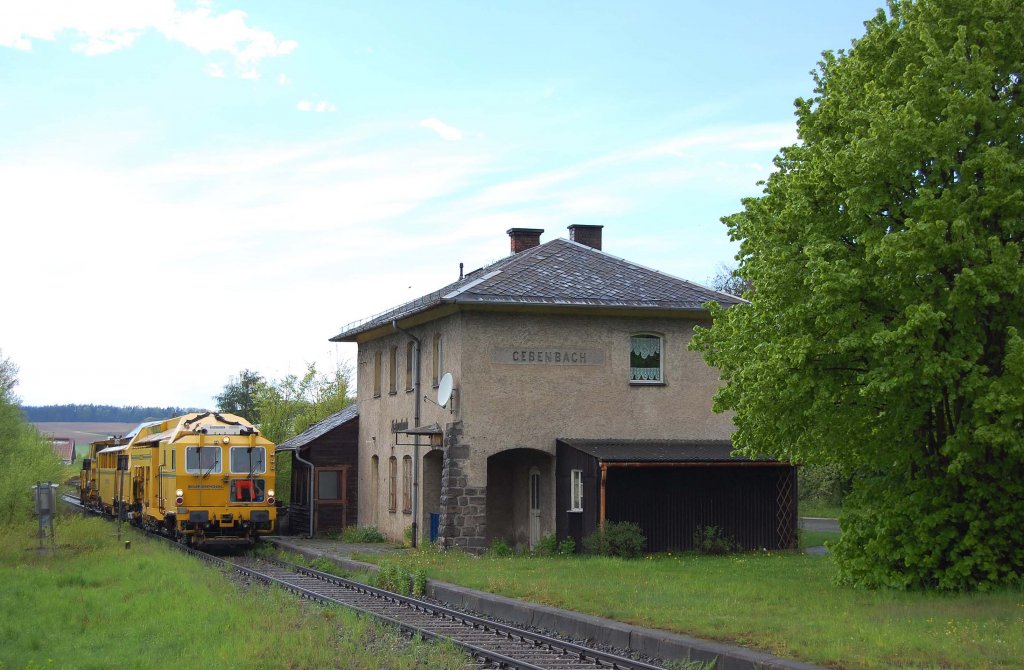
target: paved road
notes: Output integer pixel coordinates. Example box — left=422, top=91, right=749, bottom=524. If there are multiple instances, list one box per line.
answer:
left=799, top=517, right=840, bottom=532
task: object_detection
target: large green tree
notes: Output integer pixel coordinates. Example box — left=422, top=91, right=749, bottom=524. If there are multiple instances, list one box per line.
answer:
left=691, top=0, right=1023, bottom=590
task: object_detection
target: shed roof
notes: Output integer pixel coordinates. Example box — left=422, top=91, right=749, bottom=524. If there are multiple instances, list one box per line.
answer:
left=332, top=237, right=743, bottom=341
left=557, top=438, right=783, bottom=464
left=276, top=404, right=358, bottom=452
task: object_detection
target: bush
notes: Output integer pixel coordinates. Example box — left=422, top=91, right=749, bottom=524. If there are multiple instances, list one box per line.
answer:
left=692, top=525, right=737, bottom=555
left=583, top=521, right=646, bottom=558
left=487, top=537, right=513, bottom=557
left=799, top=463, right=851, bottom=507
left=340, top=526, right=387, bottom=543
left=374, top=561, right=412, bottom=595
left=557, top=537, right=576, bottom=556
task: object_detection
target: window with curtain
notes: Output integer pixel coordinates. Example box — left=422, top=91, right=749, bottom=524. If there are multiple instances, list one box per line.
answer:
left=570, top=469, right=583, bottom=511
left=630, top=334, right=663, bottom=382
left=388, top=456, right=397, bottom=512
left=402, top=456, right=412, bottom=513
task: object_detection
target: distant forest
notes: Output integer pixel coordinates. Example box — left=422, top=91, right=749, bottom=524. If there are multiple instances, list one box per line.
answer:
left=22, top=404, right=204, bottom=423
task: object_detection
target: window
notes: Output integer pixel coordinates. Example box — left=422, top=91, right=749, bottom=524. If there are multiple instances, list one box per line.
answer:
left=431, top=334, right=443, bottom=387
left=402, top=455, right=412, bottom=513
left=318, top=470, right=341, bottom=500
left=389, top=346, right=398, bottom=394
left=373, top=351, right=382, bottom=397
left=231, top=478, right=266, bottom=502
left=229, top=446, right=266, bottom=474
left=388, top=456, right=397, bottom=512
left=185, top=446, right=221, bottom=474
left=171, top=450, right=176, bottom=471
left=405, top=341, right=415, bottom=392
left=370, top=455, right=379, bottom=517
left=570, top=469, right=583, bottom=512
left=630, top=334, right=663, bottom=383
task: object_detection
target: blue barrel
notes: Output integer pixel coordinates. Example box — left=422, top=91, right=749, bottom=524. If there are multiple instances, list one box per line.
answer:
left=429, top=512, right=440, bottom=543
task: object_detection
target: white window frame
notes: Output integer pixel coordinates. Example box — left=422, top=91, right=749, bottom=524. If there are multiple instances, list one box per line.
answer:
left=629, top=333, right=664, bottom=384
left=570, top=469, right=583, bottom=512
left=229, top=446, right=267, bottom=474
left=185, top=446, right=222, bottom=474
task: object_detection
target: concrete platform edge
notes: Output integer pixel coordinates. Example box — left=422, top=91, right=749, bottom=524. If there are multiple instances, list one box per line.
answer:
left=270, top=539, right=824, bottom=670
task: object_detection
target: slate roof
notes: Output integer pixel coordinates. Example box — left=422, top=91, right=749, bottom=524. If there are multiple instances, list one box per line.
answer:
left=276, top=404, right=358, bottom=452
left=557, top=438, right=782, bottom=464
left=332, top=237, right=743, bottom=341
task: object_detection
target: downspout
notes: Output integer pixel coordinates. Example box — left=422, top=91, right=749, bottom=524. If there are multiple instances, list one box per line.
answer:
left=392, top=319, right=420, bottom=548
left=292, top=446, right=316, bottom=539
left=599, top=463, right=607, bottom=530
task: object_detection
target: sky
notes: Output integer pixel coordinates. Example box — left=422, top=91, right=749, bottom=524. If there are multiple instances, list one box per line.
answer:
left=1, top=0, right=885, bottom=409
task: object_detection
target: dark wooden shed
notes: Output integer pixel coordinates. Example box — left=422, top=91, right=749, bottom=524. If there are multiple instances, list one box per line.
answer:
left=555, top=439, right=797, bottom=552
left=276, top=405, right=359, bottom=536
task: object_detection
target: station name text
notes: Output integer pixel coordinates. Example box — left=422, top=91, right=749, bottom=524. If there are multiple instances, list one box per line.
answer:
left=493, top=348, right=605, bottom=366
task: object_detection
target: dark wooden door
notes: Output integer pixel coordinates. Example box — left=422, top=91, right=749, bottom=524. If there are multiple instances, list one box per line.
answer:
left=314, top=466, right=349, bottom=533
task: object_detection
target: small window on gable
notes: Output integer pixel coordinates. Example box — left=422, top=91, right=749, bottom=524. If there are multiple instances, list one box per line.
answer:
left=405, top=341, right=415, bottom=392
left=389, top=346, right=398, bottom=394
left=373, top=351, right=382, bottom=397
left=630, top=334, right=663, bottom=383
left=570, top=469, right=583, bottom=512
left=432, top=334, right=444, bottom=387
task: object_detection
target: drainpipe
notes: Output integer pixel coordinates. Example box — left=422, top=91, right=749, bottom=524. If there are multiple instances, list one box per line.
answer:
left=599, top=463, right=607, bottom=530
left=392, top=319, right=420, bottom=548
left=292, top=447, right=316, bottom=539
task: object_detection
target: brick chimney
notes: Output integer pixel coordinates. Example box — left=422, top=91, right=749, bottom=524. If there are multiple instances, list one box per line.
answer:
left=507, top=228, right=544, bottom=254
left=568, top=224, right=603, bottom=250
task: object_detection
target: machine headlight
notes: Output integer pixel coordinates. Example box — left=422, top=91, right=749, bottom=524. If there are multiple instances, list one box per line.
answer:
left=267, top=489, right=275, bottom=498
left=175, top=489, right=183, bottom=497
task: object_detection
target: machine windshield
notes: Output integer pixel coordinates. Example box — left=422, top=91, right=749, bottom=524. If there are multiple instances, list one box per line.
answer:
left=229, top=446, right=266, bottom=474
left=185, top=446, right=222, bottom=474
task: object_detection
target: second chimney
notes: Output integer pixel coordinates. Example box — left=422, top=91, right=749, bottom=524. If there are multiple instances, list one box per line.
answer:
left=507, top=228, right=544, bottom=254
left=568, top=224, right=603, bottom=250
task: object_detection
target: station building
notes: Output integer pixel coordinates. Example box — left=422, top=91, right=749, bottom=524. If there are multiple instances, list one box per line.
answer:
left=330, top=225, right=797, bottom=552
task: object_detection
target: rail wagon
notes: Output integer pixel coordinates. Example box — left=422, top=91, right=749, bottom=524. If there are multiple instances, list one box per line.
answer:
left=126, top=412, right=277, bottom=546
left=83, top=421, right=160, bottom=514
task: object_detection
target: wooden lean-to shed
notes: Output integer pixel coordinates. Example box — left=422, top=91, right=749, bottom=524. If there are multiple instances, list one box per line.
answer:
left=276, top=405, right=359, bottom=536
left=555, top=439, right=797, bottom=552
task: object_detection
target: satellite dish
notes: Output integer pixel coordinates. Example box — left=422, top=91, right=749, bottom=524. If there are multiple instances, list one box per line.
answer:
left=437, top=372, right=454, bottom=408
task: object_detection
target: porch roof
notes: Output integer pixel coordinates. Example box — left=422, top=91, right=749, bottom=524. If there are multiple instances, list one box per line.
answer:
left=556, top=438, right=783, bottom=464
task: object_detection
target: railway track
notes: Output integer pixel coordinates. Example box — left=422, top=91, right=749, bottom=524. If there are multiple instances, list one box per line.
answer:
left=62, top=494, right=666, bottom=669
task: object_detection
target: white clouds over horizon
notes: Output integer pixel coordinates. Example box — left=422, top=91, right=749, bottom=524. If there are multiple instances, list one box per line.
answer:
left=419, top=117, right=464, bottom=141
left=0, top=0, right=297, bottom=78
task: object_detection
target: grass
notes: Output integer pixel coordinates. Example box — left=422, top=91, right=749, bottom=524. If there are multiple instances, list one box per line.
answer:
left=799, top=529, right=840, bottom=549
left=0, top=515, right=470, bottom=670
left=355, top=545, right=1024, bottom=669
left=799, top=499, right=842, bottom=519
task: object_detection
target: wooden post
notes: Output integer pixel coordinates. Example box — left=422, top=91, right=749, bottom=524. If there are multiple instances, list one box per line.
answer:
left=599, top=464, right=607, bottom=529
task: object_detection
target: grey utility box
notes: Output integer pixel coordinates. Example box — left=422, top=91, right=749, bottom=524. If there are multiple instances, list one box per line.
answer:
left=33, top=482, right=59, bottom=517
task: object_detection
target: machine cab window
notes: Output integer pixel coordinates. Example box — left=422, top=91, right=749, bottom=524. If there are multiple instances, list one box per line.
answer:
left=229, top=447, right=267, bottom=474
left=185, top=446, right=222, bottom=474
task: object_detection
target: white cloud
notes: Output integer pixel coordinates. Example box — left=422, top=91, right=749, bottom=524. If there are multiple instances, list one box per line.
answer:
left=0, top=0, right=296, bottom=78
left=204, top=62, right=225, bottom=78
left=419, top=117, right=464, bottom=141
left=297, top=99, right=336, bottom=113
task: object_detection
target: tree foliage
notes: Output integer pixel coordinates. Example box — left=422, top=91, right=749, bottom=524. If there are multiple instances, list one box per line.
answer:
left=708, top=263, right=753, bottom=298
left=691, top=0, right=1024, bottom=590
left=214, top=369, right=269, bottom=424
left=0, top=350, right=63, bottom=525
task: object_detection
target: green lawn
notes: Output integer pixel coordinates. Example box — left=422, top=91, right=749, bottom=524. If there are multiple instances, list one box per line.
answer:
left=356, top=547, right=1023, bottom=669
left=799, top=500, right=843, bottom=519
left=0, top=516, right=469, bottom=670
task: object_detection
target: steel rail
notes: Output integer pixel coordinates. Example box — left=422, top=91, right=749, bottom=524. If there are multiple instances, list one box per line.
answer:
left=62, top=493, right=664, bottom=669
